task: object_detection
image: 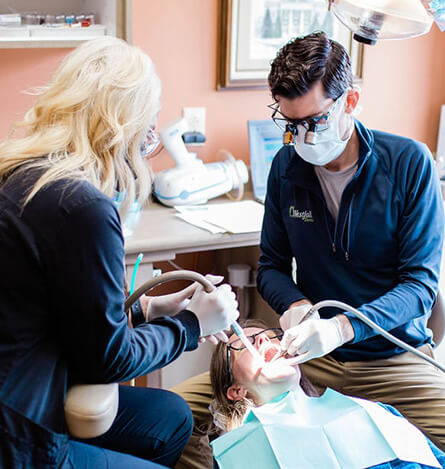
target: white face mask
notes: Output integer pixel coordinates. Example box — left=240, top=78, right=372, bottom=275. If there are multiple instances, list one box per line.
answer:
left=293, top=93, right=353, bottom=166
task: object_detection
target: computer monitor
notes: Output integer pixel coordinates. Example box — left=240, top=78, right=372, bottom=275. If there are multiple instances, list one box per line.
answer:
left=247, top=120, right=283, bottom=203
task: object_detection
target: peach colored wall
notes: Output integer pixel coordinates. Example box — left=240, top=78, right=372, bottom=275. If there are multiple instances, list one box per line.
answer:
left=0, top=48, right=69, bottom=137
left=133, top=0, right=270, bottom=172
left=0, top=1, right=444, bottom=170
left=359, top=26, right=445, bottom=149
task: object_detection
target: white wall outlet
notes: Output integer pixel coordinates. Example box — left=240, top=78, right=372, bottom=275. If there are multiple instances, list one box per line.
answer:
left=183, top=107, right=206, bottom=135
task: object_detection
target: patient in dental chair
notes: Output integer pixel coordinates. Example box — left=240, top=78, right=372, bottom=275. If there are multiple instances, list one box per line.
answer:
left=209, top=321, right=445, bottom=469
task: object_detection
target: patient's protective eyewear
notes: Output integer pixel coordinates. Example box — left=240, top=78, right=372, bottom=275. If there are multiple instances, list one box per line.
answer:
left=226, top=328, right=284, bottom=387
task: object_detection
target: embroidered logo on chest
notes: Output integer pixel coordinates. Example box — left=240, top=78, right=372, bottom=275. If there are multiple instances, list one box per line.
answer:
left=289, top=206, right=314, bottom=222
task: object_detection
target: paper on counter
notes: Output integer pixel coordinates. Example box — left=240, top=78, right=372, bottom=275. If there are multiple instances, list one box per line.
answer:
left=175, top=212, right=225, bottom=234
left=174, top=201, right=264, bottom=234
left=174, top=205, right=208, bottom=215
left=201, top=200, right=264, bottom=234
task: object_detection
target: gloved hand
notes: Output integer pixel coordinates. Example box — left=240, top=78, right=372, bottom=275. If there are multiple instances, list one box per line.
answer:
left=280, top=317, right=344, bottom=365
left=187, top=283, right=239, bottom=337
left=142, top=274, right=224, bottom=320
left=199, top=331, right=230, bottom=344
left=279, top=303, right=319, bottom=330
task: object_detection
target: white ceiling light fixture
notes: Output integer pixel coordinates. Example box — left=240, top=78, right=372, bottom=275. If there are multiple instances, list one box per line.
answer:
left=327, top=0, right=434, bottom=45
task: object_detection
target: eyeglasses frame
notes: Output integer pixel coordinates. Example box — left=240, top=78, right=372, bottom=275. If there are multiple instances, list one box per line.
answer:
left=268, top=92, right=345, bottom=141
left=225, top=327, right=284, bottom=389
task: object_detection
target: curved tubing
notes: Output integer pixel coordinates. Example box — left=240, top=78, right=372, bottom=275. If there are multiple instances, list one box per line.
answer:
left=127, top=274, right=445, bottom=373
left=124, top=270, right=216, bottom=311
left=310, top=300, right=445, bottom=374
left=125, top=269, right=252, bottom=356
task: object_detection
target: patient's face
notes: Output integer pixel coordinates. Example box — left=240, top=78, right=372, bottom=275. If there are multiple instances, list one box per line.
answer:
left=228, top=327, right=300, bottom=403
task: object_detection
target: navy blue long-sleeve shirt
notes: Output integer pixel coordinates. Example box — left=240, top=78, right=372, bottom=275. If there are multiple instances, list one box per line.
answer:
left=257, top=120, right=444, bottom=361
left=0, top=168, right=200, bottom=434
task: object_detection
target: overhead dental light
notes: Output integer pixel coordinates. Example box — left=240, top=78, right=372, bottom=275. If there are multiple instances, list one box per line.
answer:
left=328, top=0, right=435, bottom=45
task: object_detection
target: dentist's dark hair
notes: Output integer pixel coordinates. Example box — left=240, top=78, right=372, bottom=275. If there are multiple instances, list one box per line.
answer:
left=268, top=31, right=353, bottom=101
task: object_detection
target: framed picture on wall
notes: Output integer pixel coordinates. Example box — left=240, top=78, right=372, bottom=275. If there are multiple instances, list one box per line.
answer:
left=217, top=0, right=364, bottom=90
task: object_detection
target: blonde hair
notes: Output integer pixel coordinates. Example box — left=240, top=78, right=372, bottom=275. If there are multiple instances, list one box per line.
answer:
left=0, top=36, right=161, bottom=211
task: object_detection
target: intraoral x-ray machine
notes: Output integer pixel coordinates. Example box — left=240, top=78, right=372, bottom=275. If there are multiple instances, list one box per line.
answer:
left=153, top=118, right=248, bottom=207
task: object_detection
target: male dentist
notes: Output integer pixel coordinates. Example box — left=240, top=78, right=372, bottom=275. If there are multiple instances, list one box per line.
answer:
left=257, top=31, right=445, bottom=449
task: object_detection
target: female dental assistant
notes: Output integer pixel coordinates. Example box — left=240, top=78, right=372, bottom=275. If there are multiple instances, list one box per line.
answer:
left=0, top=37, right=238, bottom=468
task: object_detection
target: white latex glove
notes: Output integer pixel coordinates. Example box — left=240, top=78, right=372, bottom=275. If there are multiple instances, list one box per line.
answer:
left=279, top=303, right=319, bottom=330
left=143, top=274, right=223, bottom=320
left=199, top=331, right=230, bottom=344
left=280, top=317, right=344, bottom=365
left=187, top=283, right=239, bottom=337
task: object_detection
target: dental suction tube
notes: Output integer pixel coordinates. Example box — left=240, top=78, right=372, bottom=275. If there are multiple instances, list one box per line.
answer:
left=125, top=270, right=216, bottom=311
left=310, top=300, right=445, bottom=374
left=125, top=270, right=254, bottom=357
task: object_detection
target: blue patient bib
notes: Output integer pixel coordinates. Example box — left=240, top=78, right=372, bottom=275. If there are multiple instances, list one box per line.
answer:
left=211, top=388, right=440, bottom=469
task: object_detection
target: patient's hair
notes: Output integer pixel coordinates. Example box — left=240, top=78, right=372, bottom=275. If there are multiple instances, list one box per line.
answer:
left=210, top=319, right=319, bottom=432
